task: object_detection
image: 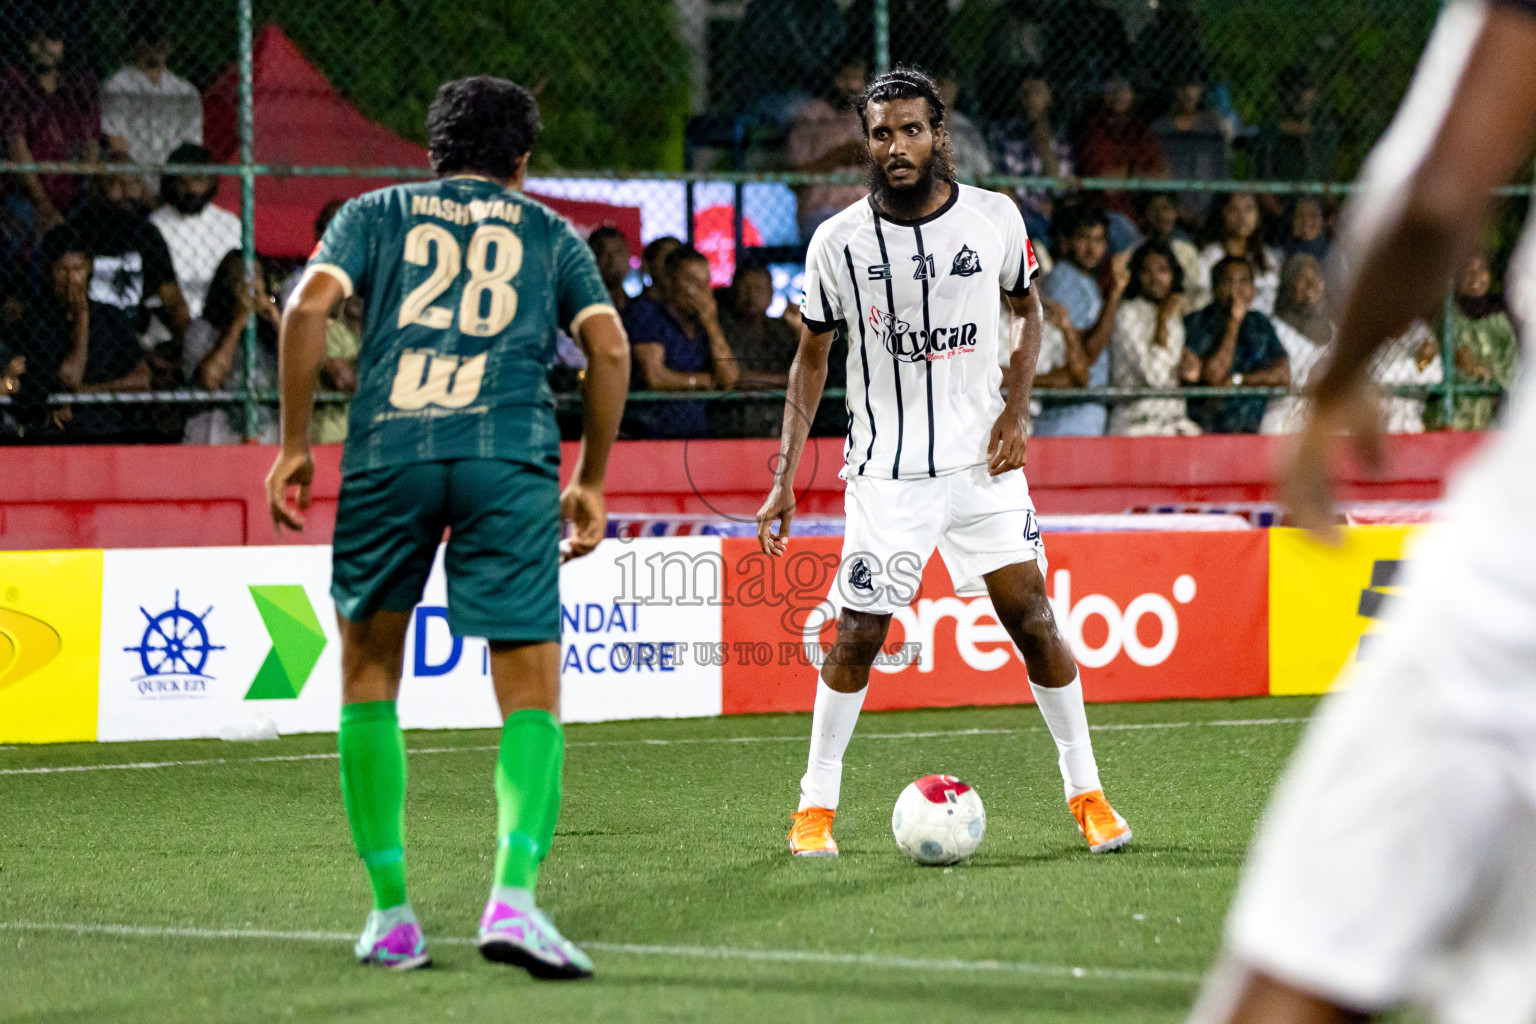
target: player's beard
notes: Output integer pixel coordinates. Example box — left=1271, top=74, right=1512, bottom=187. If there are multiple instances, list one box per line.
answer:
left=867, top=142, right=955, bottom=222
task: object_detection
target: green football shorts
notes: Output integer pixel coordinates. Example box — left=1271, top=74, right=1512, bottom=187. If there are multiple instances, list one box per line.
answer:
left=330, top=459, right=561, bottom=643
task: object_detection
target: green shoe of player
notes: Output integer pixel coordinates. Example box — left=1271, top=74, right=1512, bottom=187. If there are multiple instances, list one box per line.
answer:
left=354, top=903, right=432, bottom=970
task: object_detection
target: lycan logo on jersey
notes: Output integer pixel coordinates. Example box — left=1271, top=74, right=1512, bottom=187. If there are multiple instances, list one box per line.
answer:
left=869, top=305, right=980, bottom=363
left=950, top=244, right=982, bottom=277
left=388, top=348, right=487, bottom=411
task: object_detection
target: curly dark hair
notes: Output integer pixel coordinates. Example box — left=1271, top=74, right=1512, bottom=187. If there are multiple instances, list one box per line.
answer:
left=855, top=66, right=954, bottom=184
left=1123, top=241, right=1185, bottom=301
left=1051, top=196, right=1109, bottom=248
left=856, top=66, right=947, bottom=136
left=426, top=76, right=542, bottom=179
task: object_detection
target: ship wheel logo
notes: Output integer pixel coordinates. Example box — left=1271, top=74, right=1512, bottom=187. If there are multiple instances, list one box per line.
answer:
left=125, top=590, right=225, bottom=678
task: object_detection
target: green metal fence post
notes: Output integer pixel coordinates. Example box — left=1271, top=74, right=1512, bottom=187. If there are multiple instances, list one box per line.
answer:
left=238, top=0, right=259, bottom=440
left=732, top=181, right=744, bottom=270
left=1439, top=286, right=1456, bottom=428
left=684, top=180, right=695, bottom=246
left=874, top=0, right=890, bottom=75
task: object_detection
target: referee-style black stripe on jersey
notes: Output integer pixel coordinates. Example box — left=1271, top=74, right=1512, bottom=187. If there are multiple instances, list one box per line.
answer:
left=871, top=214, right=905, bottom=479
left=842, top=245, right=877, bottom=474
left=913, top=222, right=937, bottom=477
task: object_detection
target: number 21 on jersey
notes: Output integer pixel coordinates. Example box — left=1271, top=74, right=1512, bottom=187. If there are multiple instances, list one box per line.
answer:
left=397, top=222, right=523, bottom=336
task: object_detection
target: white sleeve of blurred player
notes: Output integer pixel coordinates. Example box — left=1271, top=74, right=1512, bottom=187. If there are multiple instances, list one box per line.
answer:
left=1340, top=2, right=1487, bottom=277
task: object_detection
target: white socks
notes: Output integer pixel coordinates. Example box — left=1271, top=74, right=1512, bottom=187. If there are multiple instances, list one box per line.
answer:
left=798, top=680, right=867, bottom=811
left=798, top=675, right=1097, bottom=809
left=1030, top=676, right=1102, bottom=801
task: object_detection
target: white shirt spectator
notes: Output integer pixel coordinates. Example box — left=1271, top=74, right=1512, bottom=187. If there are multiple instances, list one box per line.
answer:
left=1107, top=297, right=1201, bottom=436
left=101, top=65, right=203, bottom=183
left=1260, top=316, right=1331, bottom=434
left=1027, top=321, right=1068, bottom=429
left=150, top=202, right=242, bottom=320
left=1196, top=243, right=1282, bottom=315
left=1170, top=237, right=1207, bottom=310
left=1370, top=321, right=1442, bottom=433
left=994, top=296, right=1066, bottom=429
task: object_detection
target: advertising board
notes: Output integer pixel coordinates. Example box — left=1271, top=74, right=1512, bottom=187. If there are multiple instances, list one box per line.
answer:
left=719, top=533, right=1270, bottom=714
left=1267, top=526, right=1419, bottom=696
left=0, top=550, right=102, bottom=743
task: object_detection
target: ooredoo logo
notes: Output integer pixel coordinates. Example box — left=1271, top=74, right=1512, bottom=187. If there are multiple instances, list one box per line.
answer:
left=1048, top=569, right=1198, bottom=669
left=0, top=606, right=62, bottom=691
left=811, top=569, right=1200, bottom=674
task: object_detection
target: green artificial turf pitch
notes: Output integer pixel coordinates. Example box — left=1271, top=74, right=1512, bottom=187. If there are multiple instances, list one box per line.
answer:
left=1, top=696, right=1328, bottom=1023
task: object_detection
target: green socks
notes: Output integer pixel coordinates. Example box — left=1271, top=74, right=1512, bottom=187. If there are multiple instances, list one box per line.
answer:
left=338, top=701, right=409, bottom=910
left=494, top=708, right=565, bottom=891
left=337, top=703, right=562, bottom=907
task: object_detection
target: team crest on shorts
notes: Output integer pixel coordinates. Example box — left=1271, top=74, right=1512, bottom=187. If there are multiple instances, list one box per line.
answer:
left=951, top=244, right=982, bottom=277
left=848, top=557, right=875, bottom=592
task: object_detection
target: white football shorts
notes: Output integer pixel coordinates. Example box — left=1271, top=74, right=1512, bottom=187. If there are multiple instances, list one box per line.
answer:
left=828, top=464, right=1046, bottom=616
left=1192, top=639, right=1536, bottom=1024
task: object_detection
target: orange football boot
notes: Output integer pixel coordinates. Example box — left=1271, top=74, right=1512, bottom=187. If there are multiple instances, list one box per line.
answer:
left=788, top=807, right=839, bottom=857
left=1069, top=790, right=1132, bottom=852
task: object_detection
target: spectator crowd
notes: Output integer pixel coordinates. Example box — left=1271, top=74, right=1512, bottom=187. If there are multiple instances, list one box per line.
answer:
left=576, top=194, right=1515, bottom=443
left=0, top=2, right=1519, bottom=445
left=0, top=7, right=360, bottom=445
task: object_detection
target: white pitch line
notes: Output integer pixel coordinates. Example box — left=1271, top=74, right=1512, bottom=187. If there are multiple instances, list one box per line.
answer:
left=0, top=718, right=1311, bottom=777
left=573, top=726, right=1030, bottom=748
left=0, top=921, right=1200, bottom=985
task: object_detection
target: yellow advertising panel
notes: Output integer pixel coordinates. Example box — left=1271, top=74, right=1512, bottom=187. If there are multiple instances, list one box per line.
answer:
left=1268, top=526, right=1419, bottom=696
left=0, top=550, right=102, bottom=742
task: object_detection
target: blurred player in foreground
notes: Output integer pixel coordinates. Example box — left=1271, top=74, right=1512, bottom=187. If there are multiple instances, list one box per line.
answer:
left=756, top=68, right=1131, bottom=858
left=1191, top=2, right=1536, bottom=1021
left=265, top=76, right=628, bottom=977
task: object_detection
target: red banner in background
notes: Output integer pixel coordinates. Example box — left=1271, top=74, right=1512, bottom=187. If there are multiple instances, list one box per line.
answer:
left=719, top=531, right=1269, bottom=714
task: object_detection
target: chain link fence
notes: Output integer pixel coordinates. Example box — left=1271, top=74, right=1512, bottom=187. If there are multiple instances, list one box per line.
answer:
left=0, top=0, right=1521, bottom=447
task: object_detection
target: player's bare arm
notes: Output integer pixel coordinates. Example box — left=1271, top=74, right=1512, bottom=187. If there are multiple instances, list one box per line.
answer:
left=265, top=267, right=342, bottom=533
left=989, top=288, right=1043, bottom=475
left=561, top=309, right=629, bottom=561
left=756, top=323, right=834, bottom=555
left=1287, top=1, right=1536, bottom=541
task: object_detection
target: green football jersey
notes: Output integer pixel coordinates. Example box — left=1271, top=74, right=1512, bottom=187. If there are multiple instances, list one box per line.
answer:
left=307, top=176, right=613, bottom=476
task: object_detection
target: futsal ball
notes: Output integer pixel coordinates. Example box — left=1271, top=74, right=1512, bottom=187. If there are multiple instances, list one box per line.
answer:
left=891, top=774, right=986, bottom=865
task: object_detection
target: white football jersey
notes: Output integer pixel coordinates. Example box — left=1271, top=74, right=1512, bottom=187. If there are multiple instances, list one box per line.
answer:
left=800, top=184, right=1038, bottom=480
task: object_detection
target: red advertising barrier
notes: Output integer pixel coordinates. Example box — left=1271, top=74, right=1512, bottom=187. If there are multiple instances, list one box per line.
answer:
left=0, top=433, right=1482, bottom=551
left=719, top=531, right=1269, bottom=713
